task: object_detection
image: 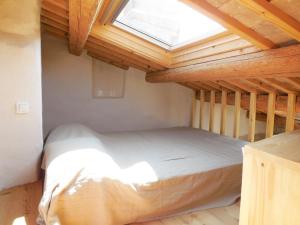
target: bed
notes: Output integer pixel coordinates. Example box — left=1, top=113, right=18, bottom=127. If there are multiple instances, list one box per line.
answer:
left=38, top=124, right=247, bottom=225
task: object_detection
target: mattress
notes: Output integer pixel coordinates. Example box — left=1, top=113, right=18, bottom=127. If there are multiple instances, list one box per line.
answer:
left=38, top=124, right=246, bottom=225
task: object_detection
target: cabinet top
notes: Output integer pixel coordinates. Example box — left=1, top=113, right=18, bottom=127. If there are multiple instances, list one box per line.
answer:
left=244, top=130, right=300, bottom=164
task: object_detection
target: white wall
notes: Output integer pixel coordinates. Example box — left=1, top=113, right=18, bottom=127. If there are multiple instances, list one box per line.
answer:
left=0, top=0, right=43, bottom=190
left=42, top=34, right=194, bottom=135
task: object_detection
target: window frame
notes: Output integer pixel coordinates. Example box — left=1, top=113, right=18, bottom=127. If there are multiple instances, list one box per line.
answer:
left=111, top=0, right=226, bottom=51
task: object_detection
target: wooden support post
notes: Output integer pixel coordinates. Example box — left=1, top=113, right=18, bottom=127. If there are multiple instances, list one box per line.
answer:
left=199, top=90, right=205, bottom=129
left=286, top=93, right=296, bottom=132
left=248, top=92, right=257, bottom=142
left=266, top=93, right=276, bottom=138
left=220, top=90, right=227, bottom=135
left=234, top=91, right=241, bottom=139
left=191, top=91, right=197, bottom=128
left=209, top=90, right=215, bottom=132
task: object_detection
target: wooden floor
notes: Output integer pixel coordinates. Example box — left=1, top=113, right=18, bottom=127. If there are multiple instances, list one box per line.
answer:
left=0, top=180, right=42, bottom=225
left=0, top=181, right=240, bottom=225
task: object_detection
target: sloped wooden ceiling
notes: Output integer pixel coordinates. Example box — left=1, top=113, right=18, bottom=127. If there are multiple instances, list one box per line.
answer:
left=41, top=0, right=300, bottom=137
left=42, top=0, right=300, bottom=86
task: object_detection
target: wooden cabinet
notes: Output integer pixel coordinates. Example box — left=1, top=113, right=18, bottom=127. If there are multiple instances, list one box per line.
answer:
left=239, top=130, right=300, bottom=225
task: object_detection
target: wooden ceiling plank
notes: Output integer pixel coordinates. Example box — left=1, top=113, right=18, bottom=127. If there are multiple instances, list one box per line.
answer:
left=242, top=79, right=278, bottom=93
left=171, top=46, right=260, bottom=68
left=41, top=9, right=69, bottom=26
left=87, top=51, right=129, bottom=70
left=172, top=38, right=253, bottom=65
left=41, top=16, right=68, bottom=32
left=42, top=24, right=68, bottom=40
left=178, top=82, right=199, bottom=91
left=179, top=0, right=277, bottom=50
left=86, top=38, right=166, bottom=70
left=202, top=81, right=223, bottom=91
left=259, top=78, right=297, bottom=94
left=239, top=79, right=267, bottom=93
left=226, top=80, right=257, bottom=93
left=278, top=77, right=300, bottom=90
left=87, top=46, right=150, bottom=72
left=146, top=44, right=300, bottom=83
left=239, top=0, right=300, bottom=41
left=69, top=0, right=106, bottom=55
left=205, top=81, right=233, bottom=93
left=193, top=82, right=215, bottom=91
left=91, top=25, right=171, bottom=67
left=172, top=31, right=234, bottom=54
left=43, top=0, right=68, bottom=11
left=215, top=80, right=244, bottom=93
left=42, top=1, right=68, bottom=19
left=172, top=32, right=239, bottom=57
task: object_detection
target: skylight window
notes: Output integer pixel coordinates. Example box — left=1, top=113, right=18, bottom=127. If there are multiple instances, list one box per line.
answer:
left=113, top=0, right=226, bottom=49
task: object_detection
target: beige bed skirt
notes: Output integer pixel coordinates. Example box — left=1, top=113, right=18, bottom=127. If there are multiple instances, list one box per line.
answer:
left=39, top=124, right=246, bottom=225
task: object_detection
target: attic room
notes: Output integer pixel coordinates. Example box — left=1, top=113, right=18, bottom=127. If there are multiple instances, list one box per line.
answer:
left=0, top=0, right=300, bottom=224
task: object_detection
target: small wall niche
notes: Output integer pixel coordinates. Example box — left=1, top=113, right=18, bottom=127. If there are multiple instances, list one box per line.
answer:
left=92, top=59, right=126, bottom=98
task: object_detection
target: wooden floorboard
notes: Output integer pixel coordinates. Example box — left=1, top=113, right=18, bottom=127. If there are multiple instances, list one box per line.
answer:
left=132, top=203, right=240, bottom=225
left=0, top=181, right=240, bottom=225
left=0, top=180, right=43, bottom=225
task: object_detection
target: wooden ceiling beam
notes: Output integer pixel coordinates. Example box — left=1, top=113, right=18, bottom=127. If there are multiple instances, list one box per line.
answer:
left=178, top=82, right=199, bottom=91
left=238, top=79, right=266, bottom=93
left=215, top=80, right=244, bottom=93
left=180, top=0, right=277, bottom=50
left=87, top=37, right=166, bottom=70
left=205, top=81, right=233, bottom=92
left=239, top=0, right=300, bottom=41
left=87, top=51, right=129, bottom=70
left=42, top=1, right=68, bottom=19
left=258, top=78, right=297, bottom=94
left=87, top=44, right=151, bottom=72
left=146, top=44, right=300, bottom=83
left=201, top=81, right=222, bottom=91
left=171, top=46, right=259, bottom=68
left=193, top=82, right=217, bottom=91
left=41, top=9, right=69, bottom=26
left=277, top=77, right=300, bottom=90
left=69, top=0, right=106, bottom=56
left=172, top=31, right=234, bottom=54
left=43, top=0, right=68, bottom=10
left=172, top=38, right=253, bottom=65
left=242, top=79, right=278, bottom=93
left=42, top=24, right=68, bottom=40
left=41, top=16, right=69, bottom=32
left=226, top=80, right=258, bottom=93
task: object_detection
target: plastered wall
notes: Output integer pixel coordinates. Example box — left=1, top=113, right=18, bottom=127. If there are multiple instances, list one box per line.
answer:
left=42, top=34, right=194, bottom=135
left=0, top=0, right=43, bottom=190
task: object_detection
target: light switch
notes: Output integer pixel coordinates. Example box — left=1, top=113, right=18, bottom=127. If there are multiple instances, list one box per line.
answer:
left=16, top=101, right=30, bottom=114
